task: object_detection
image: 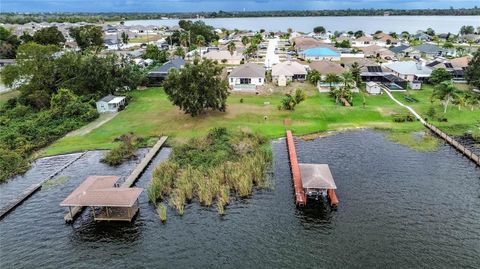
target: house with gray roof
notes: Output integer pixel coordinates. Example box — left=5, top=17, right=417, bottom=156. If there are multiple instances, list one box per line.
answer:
left=389, top=44, right=420, bottom=59
left=228, top=63, right=265, bottom=91
left=414, top=44, right=447, bottom=58
left=383, top=61, right=432, bottom=82
left=147, top=58, right=185, bottom=85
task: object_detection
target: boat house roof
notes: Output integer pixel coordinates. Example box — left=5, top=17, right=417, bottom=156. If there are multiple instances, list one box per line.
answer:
left=60, top=176, right=143, bottom=207
left=299, top=164, right=337, bottom=190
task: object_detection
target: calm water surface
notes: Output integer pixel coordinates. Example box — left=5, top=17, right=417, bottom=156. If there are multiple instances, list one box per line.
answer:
left=125, top=16, right=480, bottom=33
left=0, top=130, right=479, bottom=268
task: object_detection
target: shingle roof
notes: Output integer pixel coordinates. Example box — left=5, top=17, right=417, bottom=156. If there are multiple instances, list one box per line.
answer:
left=272, top=61, right=307, bottom=77
left=414, top=44, right=445, bottom=54
left=390, top=44, right=410, bottom=54
left=309, top=61, right=345, bottom=75
left=229, top=63, right=265, bottom=78
left=148, top=58, right=185, bottom=77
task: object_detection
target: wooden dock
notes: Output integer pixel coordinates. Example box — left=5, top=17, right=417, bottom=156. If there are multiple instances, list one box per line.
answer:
left=285, top=130, right=306, bottom=207
left=64, top=136, right=168, bottom=223
left=425, top=123, right=480, bottom=166
left=0, top=152, right=86, bottom=220
left=382, top=86, right=479, bottom=167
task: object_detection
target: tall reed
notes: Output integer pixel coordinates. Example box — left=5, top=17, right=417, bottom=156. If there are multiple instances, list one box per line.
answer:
left=156, top=203, right=167, bottom=222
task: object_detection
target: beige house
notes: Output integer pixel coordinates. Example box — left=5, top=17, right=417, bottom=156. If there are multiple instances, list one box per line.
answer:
left=361, top=45, right=395, bottom=60
left=203, top=50, right=244, bottom=65
left=271, top=61, right=308, bottom=86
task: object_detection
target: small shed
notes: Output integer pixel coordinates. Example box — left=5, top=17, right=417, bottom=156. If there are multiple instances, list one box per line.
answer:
left=366, top=81, right=381, bottom=95
left=410, top=80, right=422, bottom=90
left=96, top=95, right=126, bottom=113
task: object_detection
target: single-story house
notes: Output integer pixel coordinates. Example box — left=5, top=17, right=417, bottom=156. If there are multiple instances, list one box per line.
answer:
left=389, top=44, right=420, bottom=59
left=414, top=44, right=447, bottom=58
left=426, top=59, right=467, bottom=81
left=147, top=58, right=185, bottom=85
left=383, top=61, right=433, bottom=82
left=96, top=95, right=126, bottom=113
left=352, top=35, right=374, bottom=47
left=361, top=45, right=395, bottom=60
left=228, top=63, right=265, bottom=91
left=293, top=36, right=325, bottom=51
left=271, top=61, right=308, bottom=86
left=366, top=81, right=381, bottom=95
left=373, top=33, right=399, bottom=47
left=413, top=32, right=432, bottom=42
left=309, top=61, right=348, bottom=92
left=299, top=46, right=341, bottom=61
left=360, top=64, right=408, bottom=90
left=203, top=50, right=244, bottom=65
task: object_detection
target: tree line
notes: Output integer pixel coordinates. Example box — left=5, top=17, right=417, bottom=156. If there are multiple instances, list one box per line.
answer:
left=0, top=25, right=145, bottom=181
left=1, top=8, right=479, bottom=24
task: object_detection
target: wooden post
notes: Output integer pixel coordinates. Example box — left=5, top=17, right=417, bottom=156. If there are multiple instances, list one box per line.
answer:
left=68, top=206, right=72, bottom=219
left=92, top=206, right=96, bottom=220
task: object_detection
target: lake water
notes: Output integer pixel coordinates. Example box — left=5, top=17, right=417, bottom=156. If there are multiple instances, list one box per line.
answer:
left=125, top=16, right=480, bottom=33
left=0, top=130, right=479, bottom=268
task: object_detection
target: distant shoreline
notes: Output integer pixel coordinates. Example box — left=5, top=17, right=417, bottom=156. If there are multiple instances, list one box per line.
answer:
left=1, top=8, right=480, bottom=24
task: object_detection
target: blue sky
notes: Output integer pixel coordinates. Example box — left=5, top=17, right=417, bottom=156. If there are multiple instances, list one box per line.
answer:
left=2, top=0, right=479, bottom=12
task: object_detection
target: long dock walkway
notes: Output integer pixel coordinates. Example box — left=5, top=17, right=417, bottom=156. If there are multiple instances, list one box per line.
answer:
left=285, top=130, right=306, bottom=206
left=382, top=86, right=479, bottom=167
left=0, top=152, right=86, bottom=220
left=64, top=136, right=168, bottom=222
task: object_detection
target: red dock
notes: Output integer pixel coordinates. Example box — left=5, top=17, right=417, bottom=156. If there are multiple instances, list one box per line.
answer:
left=286, top=130, right=339, bottom=208
left=285, top=130, right=307, bottom=207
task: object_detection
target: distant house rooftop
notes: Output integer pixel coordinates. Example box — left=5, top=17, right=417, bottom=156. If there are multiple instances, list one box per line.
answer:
left=148, top=58, right=185, bottom=78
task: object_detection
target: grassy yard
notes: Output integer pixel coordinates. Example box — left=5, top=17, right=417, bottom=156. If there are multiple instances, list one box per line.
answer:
left=129, top=35, right=162, bottom=43
left=0, top=90, right=19, bottom=106
left=42, top=85, right=479, bottom=156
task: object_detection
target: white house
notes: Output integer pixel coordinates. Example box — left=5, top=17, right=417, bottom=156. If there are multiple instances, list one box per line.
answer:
left=383, top=61, right=433, bottom=82
left=366, top=81, right=381, bottom=95
left=228, top=63, right=265, bottom=91
left=96, top=95, right=126, bottom=113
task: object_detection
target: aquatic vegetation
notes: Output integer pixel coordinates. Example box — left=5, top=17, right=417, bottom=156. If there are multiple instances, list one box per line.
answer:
left=148, top=127, right=272, bottom=216
left=42, top=175, right=69, bottom=189
left=156, top=203, right=167, bottom=222
left=101, top=133, right=145, bottom=166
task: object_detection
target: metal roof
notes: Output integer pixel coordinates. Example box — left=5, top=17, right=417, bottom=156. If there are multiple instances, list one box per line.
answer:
left=299, top=164, right=336, bottom=190
left=60, top=176, right=143, bottom=207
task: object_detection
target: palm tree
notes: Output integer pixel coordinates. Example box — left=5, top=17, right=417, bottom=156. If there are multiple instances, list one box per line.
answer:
left=432, top=81, right=459, bottom=113
left=179, top=32, right=189, bottom=48
left=227, top=41, right=236, bottom=56
left=340, top=71, right=355, bottom=92
left=324, top=73, right=340, bottom=89
left=464, top=92, right=480, bottom=111
left=196, top=35, right=205, bottom=47
left=241, top=36, right=249, bottom=46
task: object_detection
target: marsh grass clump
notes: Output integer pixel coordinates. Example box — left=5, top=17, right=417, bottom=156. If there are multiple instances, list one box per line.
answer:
left=148, top=127, right=272, bottom=217
left=101, top=133, right=146, bottom=166
left=156, top=203, right=167, bottom=222
left=148, top=161, right=179, bottom=202
left=42, top=175, right=69, bottom=189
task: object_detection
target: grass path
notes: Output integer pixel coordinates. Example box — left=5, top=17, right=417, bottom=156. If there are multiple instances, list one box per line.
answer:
left=66, top=112, right=119, bottom=137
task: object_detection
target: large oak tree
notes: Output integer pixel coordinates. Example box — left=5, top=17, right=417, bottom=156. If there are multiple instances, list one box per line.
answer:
left=163, top=59, right=229, bottom=117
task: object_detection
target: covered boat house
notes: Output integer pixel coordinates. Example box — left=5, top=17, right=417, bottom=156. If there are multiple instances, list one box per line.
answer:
left=60, top=176, right=143, bottom=222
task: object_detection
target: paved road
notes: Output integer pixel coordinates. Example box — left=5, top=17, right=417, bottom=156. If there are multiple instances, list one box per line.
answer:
left=264, top=37, right=280, bottom=69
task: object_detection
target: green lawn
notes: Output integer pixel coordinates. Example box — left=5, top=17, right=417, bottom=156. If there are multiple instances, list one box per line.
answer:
left=41, top=85, right=479, bottom=156
left=0, top=90, right=19, bottom=106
